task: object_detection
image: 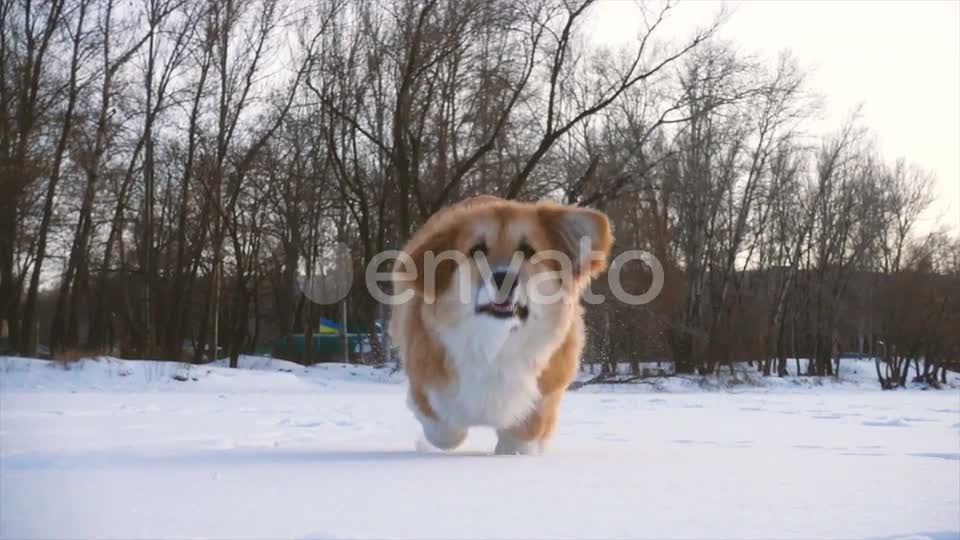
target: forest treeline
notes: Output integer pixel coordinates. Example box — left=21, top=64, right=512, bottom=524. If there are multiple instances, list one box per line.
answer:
left=2, top=0, right=957, bottom=385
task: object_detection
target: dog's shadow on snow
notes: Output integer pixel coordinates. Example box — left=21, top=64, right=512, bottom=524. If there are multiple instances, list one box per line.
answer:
left=244, top=448, right=494, bottom=463
left=2, top=447, right=495, bottom=471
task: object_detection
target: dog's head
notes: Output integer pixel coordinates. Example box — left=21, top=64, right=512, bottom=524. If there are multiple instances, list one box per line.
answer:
left=394, top=197, right=613, bottom=330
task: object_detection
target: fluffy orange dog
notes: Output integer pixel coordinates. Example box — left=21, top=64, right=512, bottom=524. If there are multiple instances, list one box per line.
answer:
left=390, top=196, right=612, bottom=454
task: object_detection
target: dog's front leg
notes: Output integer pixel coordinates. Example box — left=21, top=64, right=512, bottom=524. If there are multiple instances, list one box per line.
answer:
left=494, top=429, right=543, bottom=455
left=420, top=417, right=468, bottom=450
left=494, top=391, right=562, bottom=455
left=409, top=385, right=467, bottom=451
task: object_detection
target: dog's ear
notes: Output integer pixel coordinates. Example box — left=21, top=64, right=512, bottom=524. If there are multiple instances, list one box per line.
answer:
left=395, top=226, right=460, bottom=300
left=539, top=203, right=613, bottom=278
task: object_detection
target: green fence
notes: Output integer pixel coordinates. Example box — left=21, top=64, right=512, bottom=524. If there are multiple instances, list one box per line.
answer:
left=273, top=333, right=366, bottom=363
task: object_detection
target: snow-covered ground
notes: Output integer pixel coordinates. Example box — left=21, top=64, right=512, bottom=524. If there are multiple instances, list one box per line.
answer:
left=1, top=356, right=958, bottom=540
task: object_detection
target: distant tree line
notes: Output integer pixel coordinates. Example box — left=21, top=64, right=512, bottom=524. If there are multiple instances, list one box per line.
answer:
left=2, top=0, right=957, bottom=384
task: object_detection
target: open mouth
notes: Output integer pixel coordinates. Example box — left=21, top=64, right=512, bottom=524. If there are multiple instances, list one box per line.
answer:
left=476, top=301, right=529, bottom=321
left=475, top=269, right=528, bottom=321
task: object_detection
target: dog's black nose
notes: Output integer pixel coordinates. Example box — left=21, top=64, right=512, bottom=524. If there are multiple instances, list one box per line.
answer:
left=491, top=271, right=517, bottom=297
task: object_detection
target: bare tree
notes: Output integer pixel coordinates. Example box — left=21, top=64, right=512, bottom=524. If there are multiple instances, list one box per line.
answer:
left=1, top=0, right=954, bottom=390
left=19, top=0, right=89, bottom=355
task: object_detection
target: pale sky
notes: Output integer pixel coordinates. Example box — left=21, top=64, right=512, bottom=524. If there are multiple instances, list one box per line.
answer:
left=589, top=0, right=960, bottom=237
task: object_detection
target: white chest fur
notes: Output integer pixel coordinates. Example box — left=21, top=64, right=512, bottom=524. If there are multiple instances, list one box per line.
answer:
left=429, top=309, right=563, bottom=430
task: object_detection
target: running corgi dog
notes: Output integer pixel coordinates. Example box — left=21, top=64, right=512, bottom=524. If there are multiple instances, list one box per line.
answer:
left=390, top=196, right=612, bottom=454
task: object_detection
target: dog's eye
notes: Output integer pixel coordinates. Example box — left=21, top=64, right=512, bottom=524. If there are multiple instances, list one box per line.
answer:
left=516, top=241, right=535, bottom=259
left=468, top=241, right=488, bottom=258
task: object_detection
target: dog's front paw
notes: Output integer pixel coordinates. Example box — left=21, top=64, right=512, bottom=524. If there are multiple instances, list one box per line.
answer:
left=420, top=419, right=467, bottom=451
left=494, top=431, right=542, bottom=455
